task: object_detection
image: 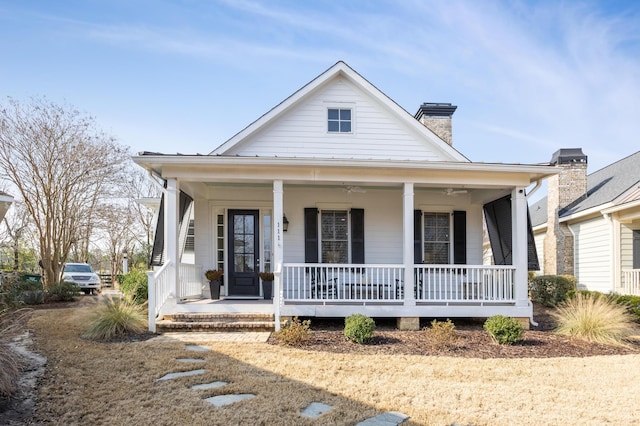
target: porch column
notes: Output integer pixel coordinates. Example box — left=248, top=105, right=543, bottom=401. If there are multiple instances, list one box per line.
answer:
left=166, top=178, right=180, bottom=300
left=511, top=187, right=528, bottom=307
left=273, top=180, right=284, bottom=331
left=403, top=182, right=416, bottom=306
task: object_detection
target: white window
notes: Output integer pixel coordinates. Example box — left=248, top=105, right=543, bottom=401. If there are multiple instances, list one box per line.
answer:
left=321, top=210, right=349, bottom=263
left=423, top=212, right=450, bottom=264
left=328, top=108, right=352, bottom=133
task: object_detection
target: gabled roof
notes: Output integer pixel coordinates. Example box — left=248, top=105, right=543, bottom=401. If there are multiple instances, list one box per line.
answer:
left=210, top=61, right=469, bottom=162
left=531, top=150, right=640, bottom=226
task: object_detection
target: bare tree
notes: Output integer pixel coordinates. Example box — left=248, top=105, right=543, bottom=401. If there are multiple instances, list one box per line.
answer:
left=0, top=97, right=130, bottom=287
left=126, top=168, right=161, bottom=264
left=0, top=201, right=33, bottom=271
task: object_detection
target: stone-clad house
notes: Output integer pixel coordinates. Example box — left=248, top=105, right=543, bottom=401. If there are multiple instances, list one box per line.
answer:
left=133, top=61, right=556, bottom=332
left=531, top=149, right=640, bottom=295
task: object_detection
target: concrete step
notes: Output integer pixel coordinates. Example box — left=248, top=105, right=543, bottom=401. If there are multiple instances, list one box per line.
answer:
left=157, top=313, right=277, bottom=332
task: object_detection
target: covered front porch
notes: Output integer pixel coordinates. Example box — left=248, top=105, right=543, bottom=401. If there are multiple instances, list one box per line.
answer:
left=141, top=159, right=553, bottom=332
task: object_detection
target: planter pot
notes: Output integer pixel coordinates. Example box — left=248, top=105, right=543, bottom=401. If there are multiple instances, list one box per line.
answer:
left=209, top=279, right=221, bottom=300
left=262, top=280, right=273, bottom=300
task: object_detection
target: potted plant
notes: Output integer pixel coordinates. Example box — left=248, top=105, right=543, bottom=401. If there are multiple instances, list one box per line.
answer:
left=205, top=269, right=223, bottom=300
left=258, top=272, right=274, bottom=300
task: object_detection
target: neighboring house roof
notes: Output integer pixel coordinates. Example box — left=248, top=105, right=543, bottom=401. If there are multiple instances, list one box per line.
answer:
left=531, top=150, right=640, bottom=227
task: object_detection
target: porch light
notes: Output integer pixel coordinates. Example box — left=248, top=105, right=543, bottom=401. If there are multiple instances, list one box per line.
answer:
left=283, top=215, right=289, bottom=232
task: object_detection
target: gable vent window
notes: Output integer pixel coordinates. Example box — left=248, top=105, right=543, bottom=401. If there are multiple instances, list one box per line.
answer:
left=328, top=108, right=351, bottom=133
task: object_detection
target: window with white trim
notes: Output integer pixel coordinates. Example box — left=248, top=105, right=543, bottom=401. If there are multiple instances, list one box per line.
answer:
left=321, top=210, right=349, bottom=263
left=423, top=212, right=450, bottom=264
left=327, top=108, right=351, bottom=133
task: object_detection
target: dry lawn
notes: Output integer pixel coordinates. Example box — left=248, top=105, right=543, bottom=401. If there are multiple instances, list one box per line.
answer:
left=19, top=299, right=640, bottom=425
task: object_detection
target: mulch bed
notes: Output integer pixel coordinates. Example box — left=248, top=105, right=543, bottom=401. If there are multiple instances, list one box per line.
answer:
left=269, top=303, right=640, bottom=358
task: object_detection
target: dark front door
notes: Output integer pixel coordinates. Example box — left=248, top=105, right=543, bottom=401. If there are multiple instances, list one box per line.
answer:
left=228, top=210, right=260, bottom=296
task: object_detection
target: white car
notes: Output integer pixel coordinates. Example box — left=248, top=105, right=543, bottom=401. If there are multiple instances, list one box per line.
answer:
left=61, top=263, right=101, bottom=295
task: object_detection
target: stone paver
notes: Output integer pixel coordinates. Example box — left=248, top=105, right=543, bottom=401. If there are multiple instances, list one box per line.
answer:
left=185, top=344, right=211, bottom=352
left=191, top=381, right=228, bottom=391
left=148, top=332, right=271, bottom=343
left=356, top=412, right=410, bottom=426
left=157, top=369, right=206, bottom=381
left=204, top=393, right=255, bottom=407
left=177, top=358, right=205, bottom=363
left=300, top=402, right=333, bottom=418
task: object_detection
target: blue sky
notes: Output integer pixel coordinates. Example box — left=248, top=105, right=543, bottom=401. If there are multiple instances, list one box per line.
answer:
left=1, top=0, right=639, bottom=176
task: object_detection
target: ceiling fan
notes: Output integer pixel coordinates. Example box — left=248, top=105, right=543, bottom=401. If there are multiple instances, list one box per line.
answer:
left=443, top=188, right=468, bottom=196
left=343, top=185, right=367, bottom=193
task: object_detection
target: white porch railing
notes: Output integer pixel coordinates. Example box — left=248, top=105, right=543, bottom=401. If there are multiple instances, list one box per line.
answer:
left=621, top=269, right=640, bottom=296
left=147, top=262, right=172, bottom=333
left=178, top=263, right=203, bottom=299
left=280, top=263, right=516, bottom=304
left=414, top=265, right=515, bottom=303
left=282, top=263, right=404, bottom=302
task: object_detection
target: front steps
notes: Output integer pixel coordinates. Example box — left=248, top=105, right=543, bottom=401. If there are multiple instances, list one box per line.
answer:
left=156, top=313, right=278, bottom=332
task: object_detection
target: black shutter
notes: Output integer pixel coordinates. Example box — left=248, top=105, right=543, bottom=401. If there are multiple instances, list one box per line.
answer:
left=178, top=191, right=193, bottom=230
left=484, top=195, right=540, bottom=270
left=149, top=195, right=165, bottom=267
left=304, top=208, right=319, bottom=263
left=453, top=210, right=467, bottom=264
left=414, top=210, right=422, bottom=264
left=483, top=196, right=513, bottom=265
left=527, top=210, right=540, bottom=271
left=350, top=208, right=365, bottom=264
left=633, top=230, right=640, bottom=269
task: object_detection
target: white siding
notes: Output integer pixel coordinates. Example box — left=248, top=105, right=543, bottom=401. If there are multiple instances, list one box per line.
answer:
left=534, top=231, right=545, bottom=275
left=226, top=76, right=451, bottom=161
left=570, top=217, right=612, bottom=292
left=193, top=185, right=485, bottom=269
left=621, top=220, right=640, bottom=270
left=621, top=224, right=634, bottom=271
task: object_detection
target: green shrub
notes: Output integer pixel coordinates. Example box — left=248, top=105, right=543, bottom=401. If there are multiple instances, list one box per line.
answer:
left=273, top=316, right=311, bottom=346
left=119, top=270, right=148, bottom=304
left=83, top=296, right=146, bottom=340
left=484, top=315, right=524, bottom=345
left=428, top=319, right=457, bottom=348
left=609, top=294, right=640, bottom=323
left=1, top=274, right=45, bottom=307
left=46, top=281, right=80, bottom=302
left=552, top=293, right=635, bottom=345
left=529, top=275, right=577, bottom=307
left=344, top=314, right=375, bottom=344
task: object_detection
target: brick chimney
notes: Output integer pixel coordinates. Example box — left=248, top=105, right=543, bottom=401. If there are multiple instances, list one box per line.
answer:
left=544, top=148, right=588, bottom=275
left=414, top=103, right=457, bottom=145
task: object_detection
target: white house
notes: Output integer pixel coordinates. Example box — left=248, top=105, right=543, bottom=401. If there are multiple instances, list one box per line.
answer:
left=531, top=149, right=640, bottom=295
left=0, top=191, right=13, bottom=222
left=133, top=61, right=556, bottom=332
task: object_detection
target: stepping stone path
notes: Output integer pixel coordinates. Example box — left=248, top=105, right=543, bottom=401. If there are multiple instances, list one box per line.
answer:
left=157, top=368, right=206, bottom=381
left=157, top=344, right=408, bottom=425
left=300, top=402, right=333, bottom=418
left=177, top=358, right=205, bottom=363
left=185, top=344, right=211, bottom=352
left=205, top=394, right=255, bottom=407
left=356, top=411, right=410, bottom=425
left=191, top=381, right=228, bottom=391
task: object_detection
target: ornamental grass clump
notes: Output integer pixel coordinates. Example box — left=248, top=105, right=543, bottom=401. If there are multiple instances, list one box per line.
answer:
left=273, top=316, right=311, bottom=346
left=0, top=308, right=30, bottom=396
left=83, top=296, right=146, bottom=341
left=483, top=315, right=524, bottom=345
left=344, top=314, right=375, bottom=344
left=552, top=292, right=636, bottom=346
